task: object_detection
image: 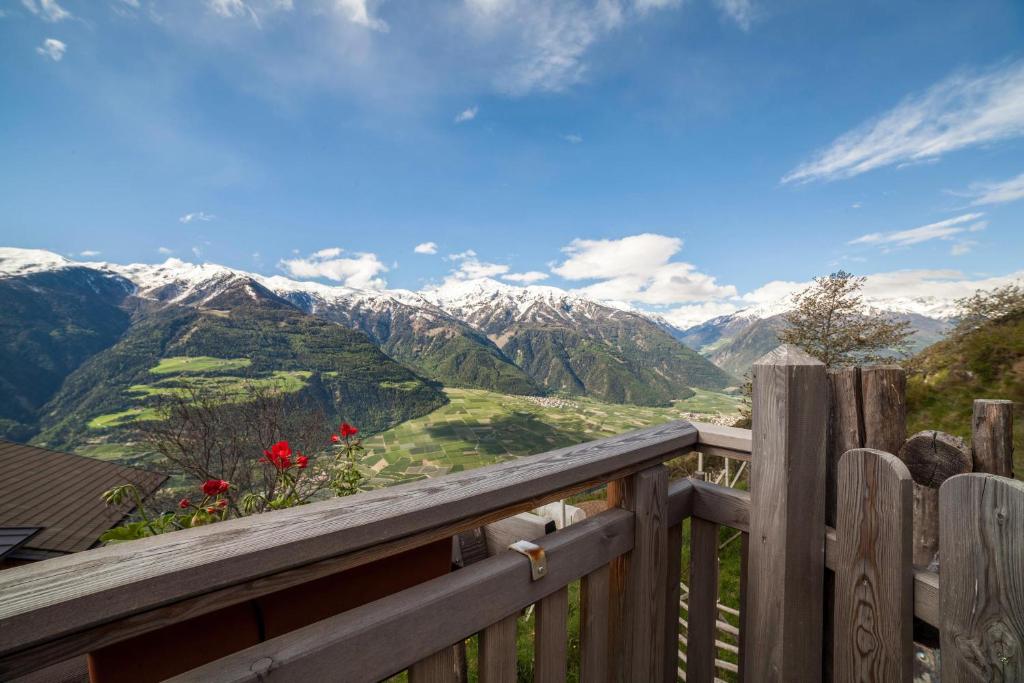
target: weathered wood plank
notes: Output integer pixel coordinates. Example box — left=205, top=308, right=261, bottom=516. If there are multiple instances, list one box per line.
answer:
left=972, top=399, right=1015, bottom=478
left=861, top=365, right=906, bottom=456
left=747, top=345, right=827, bottom=683
left=738, top=532, right=748, bottom=682
left=409, top=647, right=459, bottom=683
left=0, top=421, right=696, bottom=671
left=664, top=523, right=683, bottom=683
left=667, top=478, right=695, bottom=527
left=163, top=508, right=634, bottom=683
left=692, top=422, right=753, bottom=462
left=692, top=480, right=750, bottom=532
left=686, top=518, right=720, bottom=683
left=579, top=565, right=609, bottom=683
left=833, top=449, right=913, bottom=682
left=482, top=513, right=550, bottom=557
left=478, top=614, right=518, bottom=683
left=940, top=473, right=1024, bottom=682
left=608, top=466, right=668, bottom=682
left=826, top=367, right=863, bottom=527
left=534, top=586, right=568, bottom=683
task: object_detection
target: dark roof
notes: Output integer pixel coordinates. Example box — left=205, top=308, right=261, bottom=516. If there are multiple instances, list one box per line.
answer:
left=0, top=440, right=167, bottom=555
left=0, top=527, right=41, bottom=558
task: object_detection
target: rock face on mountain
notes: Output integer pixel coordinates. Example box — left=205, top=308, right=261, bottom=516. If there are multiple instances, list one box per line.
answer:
left=426, top=279, right=737, bottom=405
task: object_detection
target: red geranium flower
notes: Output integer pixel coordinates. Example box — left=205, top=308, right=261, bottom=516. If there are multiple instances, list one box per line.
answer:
left=330, top=434, right=340, bottom=443
left=206, top=507, right=217, bottom=514
left=201, top=479, right=230, bottom=497
left=218, top=498, right=229, bottom=508
left=178, top=498, right=190, bottom=509
left=262, top=441, right=293, bottom=470
left=296, top=454, right=309, bottom=469
left=339, top=423, right=359, bottom=438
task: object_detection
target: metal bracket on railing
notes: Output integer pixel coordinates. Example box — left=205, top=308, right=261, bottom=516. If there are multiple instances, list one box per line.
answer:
left=508, top=539, right=547, bottom=580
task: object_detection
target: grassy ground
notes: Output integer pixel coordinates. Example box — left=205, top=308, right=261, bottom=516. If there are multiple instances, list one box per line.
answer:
left=149, top=356, right=252, bottom=374
left=358, top=388, right=741, bottom=488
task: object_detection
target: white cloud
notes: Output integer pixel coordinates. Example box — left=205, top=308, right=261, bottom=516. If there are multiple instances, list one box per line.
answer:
left=279, top=247, right=389, bottom=289
left=79, top=250, right=101, bottom=257
left=454, top=106, right=478, bottom=123
left=179, top=211, right=215, bottom=224
left=563, top=133, right=583, bottom=144
left=712, top=0, right=755, bottom=30
left=964, top=171, right=1024, bottom=206
left=414, top=241, right=438, bottom=255
left=35, top=38, right=65, bottom=61
left=192, top=245, right=203, bottom=258
left=950, top=240, right=977, bottom=256
left=784, top=60, right=1024, bottom=183
left=334, top=0, right=388, bottom=31
left=553, top=233, right=737, bottom=305
left=22, top=0, right=71, bottom=22
left=157, top=246, right=174, bottom=255
left=661, top=301, right=740, bottom=329
left=849, top=212, right=986, bottom=248
left=502, top=271, right=549, bottom=283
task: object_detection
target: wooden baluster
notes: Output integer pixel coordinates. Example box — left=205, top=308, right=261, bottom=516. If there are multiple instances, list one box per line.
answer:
left=580, top=565, right=609, bottom=683
left=746, top=345, right=827, bottom=682
left=940, top=473, right=1024, bottom=681
left=608, top=465, right=669, bottom=682
left=664, top=524, right=683, bottom=683
left=737, top=532, right=748, bottom=682
left=479, top=615, right=518, bottom=683
left=534, top=587, right=568, bottom=683
left=972, top=399, right=1015, bottom=478
left=861, top=365, right=906, bottom=456
left=409, top=646, right=460, bottom=683
left=686, top=518, right=719, bottom=682
left=833, top=449, right=913, bottom=682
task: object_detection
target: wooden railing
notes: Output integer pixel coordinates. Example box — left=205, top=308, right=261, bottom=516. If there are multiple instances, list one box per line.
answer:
left=0, top=345, right=1020, bottom=682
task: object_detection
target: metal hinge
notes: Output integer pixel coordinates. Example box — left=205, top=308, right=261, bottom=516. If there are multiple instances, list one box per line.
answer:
left=508, top=539, right=547, bottom=580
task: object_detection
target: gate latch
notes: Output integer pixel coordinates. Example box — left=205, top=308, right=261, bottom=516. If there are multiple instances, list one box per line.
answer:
left=508, top=540, right=547, bottom=581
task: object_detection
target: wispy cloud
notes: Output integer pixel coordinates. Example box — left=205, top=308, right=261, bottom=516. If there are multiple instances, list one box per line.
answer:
left=502, top=271, right=549, bottom=283
left=712, top=0, right=755, bottom=30
left=21, top=0, right=71, bottom=22
left=446, top=250, right=510, bottom=280
left=414, top=241, right=438, bottom=255
left=454, top=106, right=478, bottom=124
left=784, top=60, right=1024, bottom=183
left=79, top=250, right=101, bottom=257
left=563, top=133, right=583, bottom=144
left=279, top=247, right=389, bottom=289
left=849, top=212, right=986, bottom=248
left=35, top=38, right=66, bottom=61
left=963, top=171, right=1024, bottom=206
left=157, top=246, right=174, bottom=255
left=950, top=240, right=977, bottom=256
left=179, top=211, right=215, bottom=224
left=553, top=233, right=737, bottom=304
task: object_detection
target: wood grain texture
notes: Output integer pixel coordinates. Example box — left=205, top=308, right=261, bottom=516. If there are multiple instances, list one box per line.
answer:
left=860, top=366, right=906, bottom=456
left=579, top=565, right=609, bottom=683
left=940, top=474, right=1024, bottom=683
left=693, top=422, right=753, bottom=462
left=667, top=478, right=695, bottom=527
left=747, top=345, right=827, bottom=683
left=832, top=449, right=913, bottom=683
left=692, top=480, right=750, bottom=533
left=664, top=523, right=683, bottom=683
left=972, top=399, right=1015, bottom=478
left=738, top=532, right=749, bottom=682
left=0, top=420, right=696, bottom=671
left=482, top=513, right=549, bottom=557
left=826, top=367, right=863, bottom=527
left=478, top=614, right=518, bottom=683
left=534, top=586, right=568, bottom=683
left=409, top=647, right=460, bottom=683
left=157, top=510, right=635, bottom=683
left=686, top=518, right=720, bottom=683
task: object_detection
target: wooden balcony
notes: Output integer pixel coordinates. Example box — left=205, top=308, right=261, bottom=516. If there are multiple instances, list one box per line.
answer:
left=0, top=346, right=1020, bottom=682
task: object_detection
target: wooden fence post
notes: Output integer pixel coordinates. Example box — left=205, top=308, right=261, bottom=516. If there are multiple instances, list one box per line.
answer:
left=861, top=366, right=906, bottom=455
left=686, top=518, right=720, bottom=682
left=833, top=449, right=914, bottom=682
left=973, top=399, right=1015, bottom=478
left=607, top=465, right=668, bottom=683
left=479, top=615, right=518, bottom=683
left=940, top=473, right=1024, bottom=681
left=746, top=345, right=827, bottom=682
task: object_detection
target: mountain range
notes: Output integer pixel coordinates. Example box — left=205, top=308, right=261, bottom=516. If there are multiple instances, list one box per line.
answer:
left=0, top=248, right=736, bottom=449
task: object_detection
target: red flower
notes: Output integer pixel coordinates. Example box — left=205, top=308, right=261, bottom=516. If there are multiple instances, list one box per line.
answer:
left=178, top=498, right=190, bottom=509
left=206, top=507, right=217, bottom=514
left=201, top=479, right=230, bottom=496
left=262, top=441, right=293, bottom=470
left=296, top=454, right=309, bottom=469
left=339, top=423, right=359, bottom=438
left=330, top=434, right=340, bottom=443
left=217, top=498, right=229, bottom=508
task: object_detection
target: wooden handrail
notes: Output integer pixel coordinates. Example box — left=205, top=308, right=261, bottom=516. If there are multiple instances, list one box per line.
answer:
left=0, top=420, right=697, bottom=677
left=690, top=422, right=752, bottom=461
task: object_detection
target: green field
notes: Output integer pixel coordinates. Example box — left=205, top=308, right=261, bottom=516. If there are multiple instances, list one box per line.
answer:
left=358, top=388, right=742, bottom=488
left=149, top=356, right=252, bottom=374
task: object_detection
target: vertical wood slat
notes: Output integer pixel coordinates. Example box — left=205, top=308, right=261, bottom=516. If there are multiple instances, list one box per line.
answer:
left=737, top=532, right=748, bottom=682
left=534, top=586, right=568, bottom=683
left=833, top=449, right=914, bottom=682
left=686, top=518, right=720, bottom=683
left=580, top=565, right=609, bottom=683
left=664, top=524, right=683, bottom=683
left=972, top=399, right=1015, bottom=478
left=479, top=614, right=518, bottom=683
left=409, top=646, right=460, bottom=683
left=940, top=473, right=1024, bottom=682
left=608, top=466, right=669, bottom=683
left=860, top=366, right=906, bottom=456
left=747, top=345, right=828, bottom=683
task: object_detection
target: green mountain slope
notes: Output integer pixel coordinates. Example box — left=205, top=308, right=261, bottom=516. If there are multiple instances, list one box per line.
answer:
left=35, top=296, right=447, bottom=450
left=907, top=310, right=1023, bottom=477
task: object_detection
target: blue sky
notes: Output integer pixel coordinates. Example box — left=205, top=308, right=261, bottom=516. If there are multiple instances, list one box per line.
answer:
left=2, top=0, right=1023, bottom=325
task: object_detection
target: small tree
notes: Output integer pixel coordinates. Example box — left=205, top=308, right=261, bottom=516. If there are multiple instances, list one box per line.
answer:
left=778, top=270, right=914, bottom=368
left=952, top=282, right=1024, bottom=336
